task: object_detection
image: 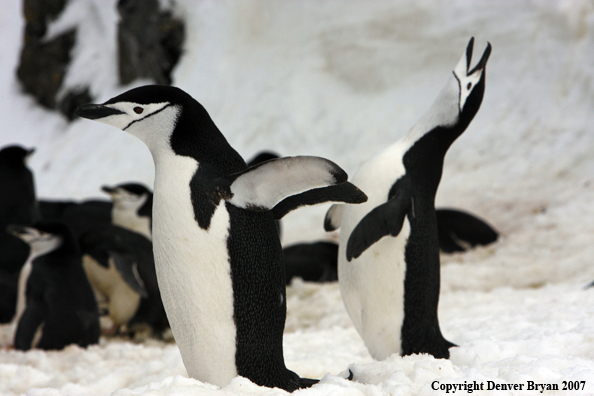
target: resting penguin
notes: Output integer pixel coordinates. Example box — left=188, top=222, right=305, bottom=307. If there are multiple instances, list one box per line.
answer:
left=325, top=38, right=491, bottom=360
left=101, top=183, right=153, bottom=239
left=79, top=224, right=168, bottom=338
left=8, top=221, right=100, bottom=351
left=76, top=85, right=367, bottom=391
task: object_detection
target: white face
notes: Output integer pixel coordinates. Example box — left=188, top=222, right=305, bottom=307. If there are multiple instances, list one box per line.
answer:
left=453, top=49, right=484, bottom=112
left=14, top=228, right=63, bottom=260
left=109, top=189, right=148, bottom=211
left=95, top=102, right=181, bottom=159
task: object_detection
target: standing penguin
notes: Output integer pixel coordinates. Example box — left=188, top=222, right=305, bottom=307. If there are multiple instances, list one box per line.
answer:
left=325, top=38, right=491, bottom=360
left=76, top=85, right=366, bottom=391
left=0, top=146, right=39, bottom=276
left=8, top=221, right=100, bottom=351
left=101, top=182, right=153, bottom=239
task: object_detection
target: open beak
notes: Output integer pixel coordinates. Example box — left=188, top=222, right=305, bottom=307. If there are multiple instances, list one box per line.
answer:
left=76, top=104, right=124, bottom=120
left=456, top=37, right=492, bottom=77
left=468, top=41, right=492, bottom=75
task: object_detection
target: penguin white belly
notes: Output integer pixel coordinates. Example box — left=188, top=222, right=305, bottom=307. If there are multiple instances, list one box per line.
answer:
left=152, top=156, right=236, bottom=387
left=82, top=256, right=141, bottom=325
left=338, top=146, right=409, bottom=360
left=14, top=260, right=32, bottom=325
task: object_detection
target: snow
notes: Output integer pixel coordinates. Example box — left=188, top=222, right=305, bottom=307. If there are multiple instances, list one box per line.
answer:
left=1, top=0, right=594, bottom=395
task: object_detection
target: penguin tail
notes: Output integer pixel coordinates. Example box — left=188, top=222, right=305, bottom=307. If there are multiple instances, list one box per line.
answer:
left=298, top=377, right=319, bottom=389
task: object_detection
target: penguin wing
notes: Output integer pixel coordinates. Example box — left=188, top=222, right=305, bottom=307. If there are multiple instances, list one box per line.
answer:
left=272, top=182, right=366, bottom=220
left=346, top=192, right=411, bottom=261
left=219, top=156, right=365, bottom=214
left=109, top=251, right=149, bottom=298
left=324, top=204, right=343, bottom=231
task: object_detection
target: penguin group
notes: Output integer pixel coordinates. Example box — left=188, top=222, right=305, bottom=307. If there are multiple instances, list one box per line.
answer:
left=0, top=146, right=169, bottom=350
left=1, top=37, right=497, bottom=392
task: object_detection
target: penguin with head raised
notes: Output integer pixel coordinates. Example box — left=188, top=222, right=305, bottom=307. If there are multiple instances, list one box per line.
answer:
left=8, top=221, right=100, bottom=351
left=101, top=182, right=153, bottom=239
left=325, top=38, right=491, bottom=360
left=76, top=85, right=366, bottom=391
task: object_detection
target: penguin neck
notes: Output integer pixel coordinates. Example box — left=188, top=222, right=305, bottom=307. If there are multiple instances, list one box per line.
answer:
left=402, top=125, right=462, bottom=199
left=168, top=103, right=246, bottom=174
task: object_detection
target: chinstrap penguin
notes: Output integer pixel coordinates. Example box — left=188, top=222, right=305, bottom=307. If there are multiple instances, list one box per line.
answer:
left=0, top=145, right=39, bottom=323
left=325, top=38, right=491, bottom=360
left=76, top=85, right=366, bottom=391
left=79, top=223, right=168, bottom=338
left=435, top=208, right=498, bottom=253
left=102, top=182, right=153, bottom=239
left=8, top=221, right=100, bottom=351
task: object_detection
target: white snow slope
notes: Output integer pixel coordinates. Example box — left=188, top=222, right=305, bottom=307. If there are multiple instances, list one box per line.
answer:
left=1, top=0, right=594, bottom=395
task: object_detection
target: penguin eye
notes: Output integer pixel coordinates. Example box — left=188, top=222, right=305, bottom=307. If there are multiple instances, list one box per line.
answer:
left=467, top=82, right=472, bottom=90
left=133, top=107, right=144, bottom=114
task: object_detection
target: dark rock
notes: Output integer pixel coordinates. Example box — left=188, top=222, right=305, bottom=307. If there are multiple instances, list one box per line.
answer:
left=16, top=0, right=185, bottom=121
left=58, top=87, right=93, bottom=121
left=117, top=0, right=185, bottom=85
left=19, top=28, right=79, bottom=117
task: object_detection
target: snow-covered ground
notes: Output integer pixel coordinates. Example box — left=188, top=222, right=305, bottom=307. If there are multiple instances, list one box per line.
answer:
left=1, top=0, right=594, bottom=395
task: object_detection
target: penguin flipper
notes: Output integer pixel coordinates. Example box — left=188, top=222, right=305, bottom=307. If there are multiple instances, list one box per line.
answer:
left=346, top=194, right=411, bottom=261
left=220, top=156, right=357, bottom=212
left=324, top=204, right=343, bottom=231
left=272, top=182, right=366, bottom=220
left=110, top=251, right=149, bottom=298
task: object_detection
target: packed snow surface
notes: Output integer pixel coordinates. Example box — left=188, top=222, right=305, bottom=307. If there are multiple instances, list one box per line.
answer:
left=1, top=0, right=594, bottom=395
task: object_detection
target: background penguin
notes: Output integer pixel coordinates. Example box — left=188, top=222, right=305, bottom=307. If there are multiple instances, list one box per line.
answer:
left=436, top=208, right=498, bottom=253
left=283, top=241, right=338, bottom=284
left=101, top=182, right=153, bottom=239
left=8, top=221, right=100, bottom=351
left=79, top=224, right=168, bottom=338
left=39, top=198, right=112, bottom=238
left=325, top=38, right=491, bottom=360
left=0, top=145, right=39, bottom=323
left=76, top=85, right=367, bottom=392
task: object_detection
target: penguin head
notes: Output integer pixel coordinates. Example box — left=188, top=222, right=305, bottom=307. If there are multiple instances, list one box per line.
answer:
left=0, top=145, right=35, bottom=167
left=102, top=183, right=151, bottom=213
left=76, top=85, right=237, bottom=167
left=101, top=183, right=152, bottom=217
left=9, top=221, right=79, bottom=261
left=452, top=37, right=491, bottom=116
left=8, top=223, right=64, bottom=260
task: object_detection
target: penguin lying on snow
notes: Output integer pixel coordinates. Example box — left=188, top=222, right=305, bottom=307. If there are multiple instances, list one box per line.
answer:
left=283, top=241, right=339, bottom=284
left=436, top=208, right=498, bottom=253
left=76, top=85, right=367, bottom=391
left=8, top=221, right=100, bottom=351
left=325, top=38, right=491, bottom=360
left=102, top=182, right=153, bottom=239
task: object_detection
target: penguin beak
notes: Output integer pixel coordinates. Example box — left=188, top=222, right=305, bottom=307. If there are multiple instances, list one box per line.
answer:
left=468, top=42, right=492, bottom=75
left=7, top=225, right=34, bottom=240
left=101, top=185, right=117, bottom=195
left=76, top=104, right=125, bottom=120
left=455, top=37, right=492, bottom=77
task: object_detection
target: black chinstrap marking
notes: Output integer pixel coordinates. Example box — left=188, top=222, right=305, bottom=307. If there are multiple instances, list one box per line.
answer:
left=123, top=103, right=173, bottom=131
